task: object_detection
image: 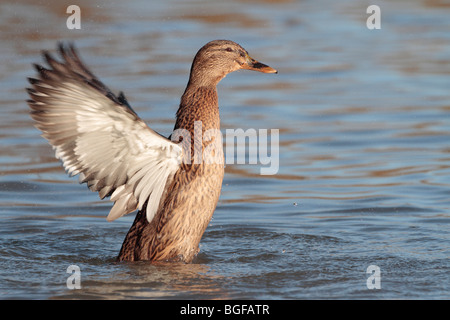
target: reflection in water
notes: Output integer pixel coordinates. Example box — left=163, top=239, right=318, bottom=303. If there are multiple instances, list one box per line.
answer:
left=55, top=261, right=231, bottom=299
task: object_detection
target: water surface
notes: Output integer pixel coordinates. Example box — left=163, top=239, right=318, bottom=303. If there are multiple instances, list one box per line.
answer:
left=0, top=0, right=449, bottom=299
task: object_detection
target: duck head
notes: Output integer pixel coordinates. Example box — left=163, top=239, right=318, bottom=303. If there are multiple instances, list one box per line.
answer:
left=187, top=40, right=277, bottom=87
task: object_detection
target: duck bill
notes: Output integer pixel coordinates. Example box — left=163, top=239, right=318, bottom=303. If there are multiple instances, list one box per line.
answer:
left=243, top=55, right=278, bottom=74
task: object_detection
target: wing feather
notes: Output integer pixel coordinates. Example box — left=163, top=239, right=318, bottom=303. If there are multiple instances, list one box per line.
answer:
left=27, top=43, right=182, bottom=223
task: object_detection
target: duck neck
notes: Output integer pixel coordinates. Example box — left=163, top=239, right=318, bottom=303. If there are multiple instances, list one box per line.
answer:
left=175, top=84, right=220, bottom=133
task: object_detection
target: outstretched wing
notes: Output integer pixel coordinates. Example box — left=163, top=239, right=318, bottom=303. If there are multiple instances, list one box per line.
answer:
left=27, top=43, right=182, bottom=223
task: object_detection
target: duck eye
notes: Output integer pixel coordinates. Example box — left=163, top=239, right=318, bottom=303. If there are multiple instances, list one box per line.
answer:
left=225, top=47, right=233, bottom=52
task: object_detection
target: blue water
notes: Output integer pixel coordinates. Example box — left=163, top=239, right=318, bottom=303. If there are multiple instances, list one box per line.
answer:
left=0, top=0, right=449, bottom=299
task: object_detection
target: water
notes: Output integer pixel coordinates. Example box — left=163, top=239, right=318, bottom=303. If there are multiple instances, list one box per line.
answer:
left=0, top=0, right=449, bottom=300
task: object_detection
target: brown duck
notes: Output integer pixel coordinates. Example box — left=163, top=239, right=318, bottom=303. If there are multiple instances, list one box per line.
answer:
left=27, top=40, right=277, bottom=263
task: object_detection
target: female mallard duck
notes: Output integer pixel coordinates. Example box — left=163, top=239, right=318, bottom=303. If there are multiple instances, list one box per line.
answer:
left=27, top=40, right=277, bottom=263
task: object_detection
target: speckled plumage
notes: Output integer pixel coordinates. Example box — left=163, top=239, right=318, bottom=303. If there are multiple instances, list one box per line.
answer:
left=27, top=40, right=276, bottom=263
left=117, top=86, right=224, bottom=262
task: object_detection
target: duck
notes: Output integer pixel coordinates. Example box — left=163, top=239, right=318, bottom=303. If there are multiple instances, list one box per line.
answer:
left=26, top=40, right=277, bottom=263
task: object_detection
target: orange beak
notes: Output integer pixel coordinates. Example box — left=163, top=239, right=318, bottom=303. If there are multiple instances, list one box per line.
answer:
left=242, top=54, right=277, bottom=74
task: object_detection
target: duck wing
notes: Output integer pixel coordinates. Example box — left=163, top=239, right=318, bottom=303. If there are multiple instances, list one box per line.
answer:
left=27, top=43, right=182, bottom=223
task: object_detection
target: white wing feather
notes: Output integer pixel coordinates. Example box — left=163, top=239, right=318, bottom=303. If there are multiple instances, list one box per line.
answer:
left=27, top=44, right=182, bottom=223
